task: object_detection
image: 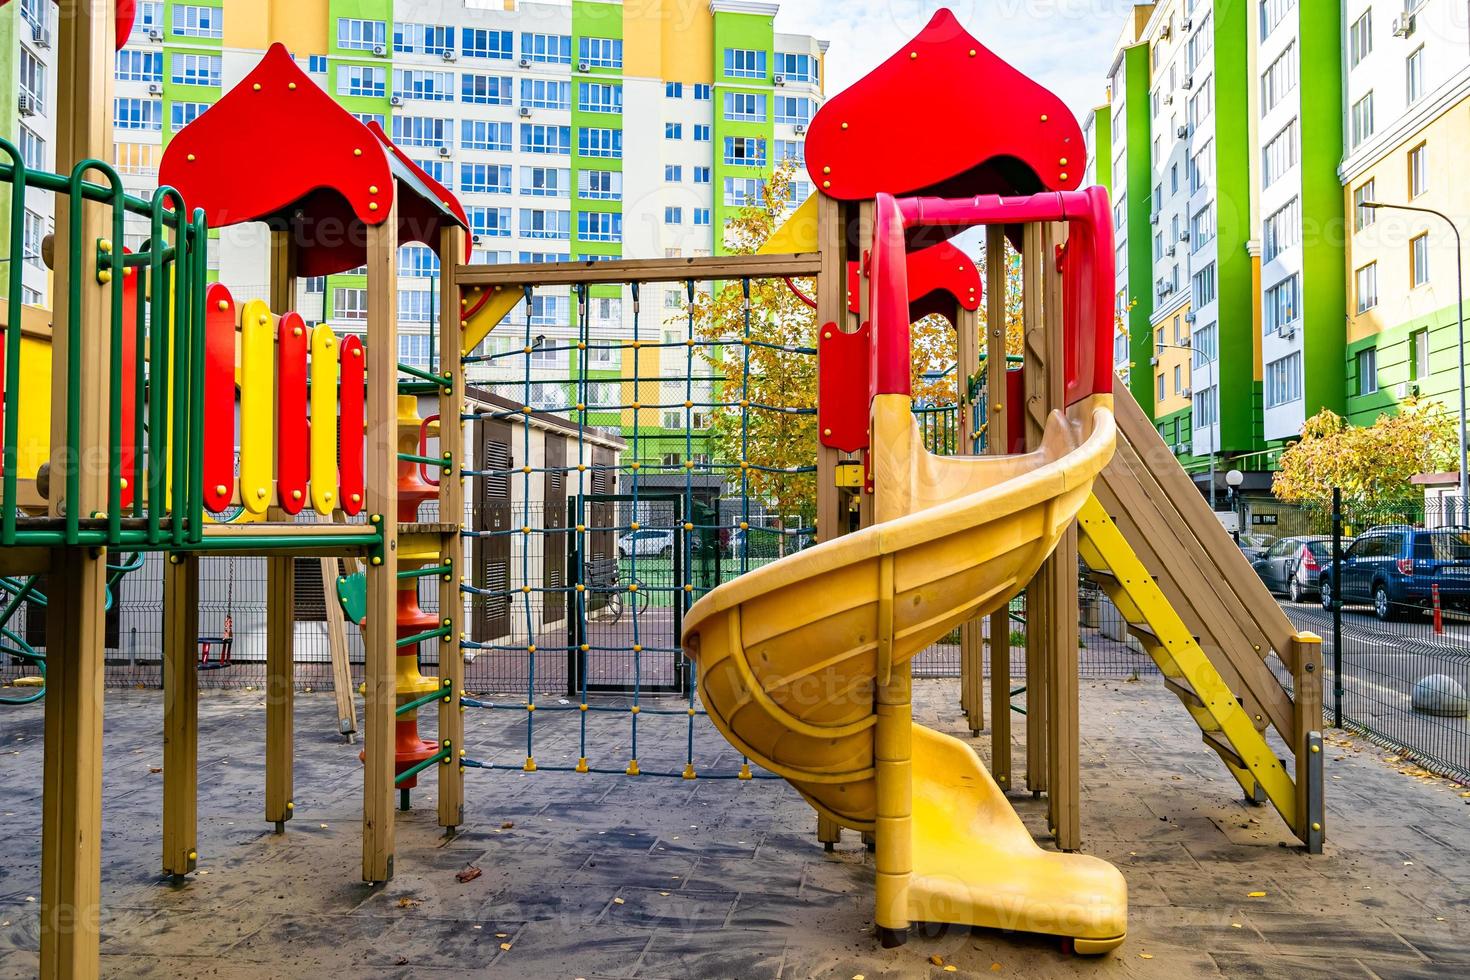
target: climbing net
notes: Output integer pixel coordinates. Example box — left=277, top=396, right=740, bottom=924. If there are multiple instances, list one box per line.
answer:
left=455, top=276, right=817, bottom=779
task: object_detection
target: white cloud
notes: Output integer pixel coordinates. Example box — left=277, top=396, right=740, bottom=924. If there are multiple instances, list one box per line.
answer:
left=777, top=0, right=1135, bottom=125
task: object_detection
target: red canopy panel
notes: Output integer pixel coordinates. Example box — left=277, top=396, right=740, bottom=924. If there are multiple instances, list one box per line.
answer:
left=846, top=240, right=982, bottom=326
left=159, top=43, right=468, bottom=277
left=805, top=9, right=1083, bottom=202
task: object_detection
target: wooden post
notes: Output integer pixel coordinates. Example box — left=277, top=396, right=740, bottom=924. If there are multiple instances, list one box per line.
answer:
left=438, top=225, right=467, bottom=832
left=1042, top=227, right=1081, bottom=849
left=1020, top=223, right=1049, bottom=795
left=1292, top=633, right=1325, bottom=853
left=320, top=553, right=357, bottom=740
left=363, top=206, right=401, bottom=883
left=985, top=227, right=1012, bottom=790
left=162, top=555, right=199, bottom=878
left=265, top=233, right=296, bottom=832
left=40, top=4, right=114, bottom=976
left=955, top=303, right=983, bottom=735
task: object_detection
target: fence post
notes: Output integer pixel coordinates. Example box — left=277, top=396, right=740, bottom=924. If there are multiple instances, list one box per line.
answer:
left=1331, top=487, right=1344, bottom=729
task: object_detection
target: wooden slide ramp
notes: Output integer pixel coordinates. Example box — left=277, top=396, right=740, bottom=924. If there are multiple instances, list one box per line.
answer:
left=1077, top=382, right=1324, bottom=852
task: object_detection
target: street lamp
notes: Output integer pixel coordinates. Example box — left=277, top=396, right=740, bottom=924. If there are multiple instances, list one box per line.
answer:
left=1362, top=201, right=1468, bottom=513
left=1226, top=468, right=1245, bottom=542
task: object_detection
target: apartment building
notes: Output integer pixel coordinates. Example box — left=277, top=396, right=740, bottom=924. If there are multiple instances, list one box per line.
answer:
left=1341, top=0, right=1470, bottom=427
left=1101, top=0, right=1344, bottom=498
left=1, top=0, right=59, bottom=309
left=3, top=0, right=825, bottom=468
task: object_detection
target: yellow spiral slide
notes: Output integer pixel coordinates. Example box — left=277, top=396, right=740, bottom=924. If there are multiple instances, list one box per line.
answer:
left=682, top=393, right=1127, bottom=951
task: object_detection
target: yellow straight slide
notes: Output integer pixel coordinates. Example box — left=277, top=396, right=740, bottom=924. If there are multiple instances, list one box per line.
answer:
left=683, top=393, right=1127, bottom=951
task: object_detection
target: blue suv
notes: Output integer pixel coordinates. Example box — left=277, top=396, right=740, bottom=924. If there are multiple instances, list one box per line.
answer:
left=1319, top=525, right=1470, bottom=621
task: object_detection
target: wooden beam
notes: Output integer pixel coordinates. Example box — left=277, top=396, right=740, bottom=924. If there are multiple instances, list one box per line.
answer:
left=265, top=232, right=297, bottom=833
left=40, top=3, right=114, bottom=976
left=1020, top=223, right=1049, bottom=796
left=321, top=554, right=357, bottom=740
left=955, top=304, right=983, bottom=736
left=362, top=206, right=401, bottom=883
left=814, top=195, right=844, bottom=553
left=455, top=252, right=822, bottom=288
left=438, top=224, right=466, bottom=832
left=162, top=555, right=199, bottom=878
left=985, top=226, right=1012, bottom=792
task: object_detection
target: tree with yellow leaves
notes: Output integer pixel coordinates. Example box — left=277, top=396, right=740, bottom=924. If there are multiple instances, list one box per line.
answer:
left=1272, top=400, right=1458, bottom=515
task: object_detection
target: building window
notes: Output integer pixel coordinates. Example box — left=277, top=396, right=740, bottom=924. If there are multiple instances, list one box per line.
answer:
left=113, top=141, right=155, bottom=176
left=1260, top=41, right=1297, bottom=113
left=1355, top=262, right=1378, bottom=312
left=1188, top=76, right=1212, bottom=129
left=520, top=78, right=570, bottom=110
left=521, top=166, right=569, bottom=198
left=521, top=124, right=572, bottom=155
left=1259, top=0, right=1296, bottom=41
left=1354, top=179, right=1376, bottom=230
left=1186, top=11, right=1213, bottom=72
left=1356, top=347, right=1378, bottom=395
left=775, top=52, right=819, bottom=83
left=694, top=208, right=712, bottom=226
left=337, top=65, right=386, bottom=98
left=580, top=36, right=623, bottom=70
left=1189, top=204, right=1214, bottom=252
left=723, top=91, right=767, bottom=123
left=461, top=74, right=512, bottom=106
left=724, top=137, right=767, bottom=167
left=337, top=18, right=386, bottom=52
left=724, top=48, right=768, bottom=80
left=694, top=83, right=712, bottom=101
left=465, top=206, right=512, bottom=239
left=579, top=170, right=622, bottom=201
left=1192, top=323, right=1217, bottom=368
left=20, top=0, right=48, bottom=34
left=723, top=177, right=765, bottom=208
left=521, top=33, right=572, bottom=65
left=578, top=82, right=622, bottom=114
left=775, top=95, right=816, bottom=126
left=461, top=120, right=511, bottom=152
left=578, top=211, right=622, bottom=243
left=307, top=55, right=328, bottom=74
left=520, top=209, right=571, bottom=240
left=665, top=122, right=683, bottom=140
left=115, top=49, right=161, bottom=84
left=1408, top=142, right=1427, bottom=198
left=665, top=81, right=683, bottom=98
left=664, top=165, right=682, bottom=182
left=172, top=53, right=222, bottom=87
left=396, top=116, right=452, bottom=148
left=170, top=101, right=209, bottom=131
left=693, top=124, right=711, bottom=142
left=458, top=163, right=511, bottom=194
left=394, top=24, right=454, bottom=56
left=1265, top=353, right=1302, bottom=408
left=1406, top=46, right=1425, bottom=105
left=775, top=140, right=805, bottom=166
left=1261, top=118, right=1297, bottom=187
left=664, top=207, right=683, bottom=225
left=22, top=209, right=46, bottom=270
left=1156, top=373, right=1166, bottom=402
left=334, top=287, right=367, bottom=320
left=114, top=97, right=163, bottom=131
left=577, top=127, right=623, bottom=159
left=1262, top=197, right=1299, bottom=263
left=1264, top=274, right=1300, bottom=334
left=173, top=4, right=222, bottom=39
left=462, top=28, right=513, bottom=60
left=394, top=69, right=453, bottom=102
left=1410, top=328, right=1430, bottom=380
left=1411, top=232, right=1430, bottom=286
left=398, top=330, right=433, bottom=364
left=1348, top=9, right=1372, bottom=67
left=414, top=158, right=450, bottom=188
left=1350, top=91, right=1374, bottom=147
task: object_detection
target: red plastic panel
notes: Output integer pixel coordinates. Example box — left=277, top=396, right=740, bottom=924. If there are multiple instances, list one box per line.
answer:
left=119, top=260, right=140, bottom=510
left=276, top=312, right=309, bottom=515
left=846, top=241, right=982, bottom=325
left=818, top=321, right=872, bottom=453
left=805, top=9, right=1083, bottom=201
left=1006, top=369, right=1026, bottom=454
left=366, top=121, right=473, bottom=267
left=201, top=283, right=236, bottom=514
left=338, top=335, right=366, bottom=516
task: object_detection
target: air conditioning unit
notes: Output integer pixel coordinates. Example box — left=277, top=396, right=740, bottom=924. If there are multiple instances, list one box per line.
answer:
left=472, top=234, right=483, bottom=245
left=793, top=124, right=807, bottom=135
left=1182, top=18, right=1193, bottom=31
left=1179, top=230, right=1191, bottom=241
left=1182, top=75, right=1194, bottom=90
left=147, top=82, right=162, bottom=95
left=147, top=29, right=162, bottom=41
left=1393, top=14, right=1416, bottom=37
left=1164, top=94, right=1174, bottom=106
left=1179, top=442, right=1193, bottom=455
left=578, top=61, right=590, bottom=72
left=30, top=24, right=50, bottom=47
left=1184, top=311, right=1197, bottom=323
left=518, top=106, right=532, bottom=117
left=442, top=50, right=458, bottom=62
left=1279, top=326, right=1297, bottom=340
left=1166, top=244, right=1177, bottom=257
left=389, top=95, right=403, bottom=106
left=518, top=58, right=532, bottom=68
left=437, top=145, right=452, bottom=158
left=1180, top=336, right=1192, bottom=348
left=1149, top=355, right=1160, bottom=366
left=1395, top=381, right=1420, bottom=398
left=1160, top=23, right=1172, bottom=40
left=1150, top=211, right=1161, bottom=225
left=16, top=94, right=36, bottom=117
left=774, top=74, right=786, bottom=86
left=372, top=44, right=387, bottom=56
left=1181, top=386, right=1192, bottom=397
left=1176, top=124, right=1189, bottom=138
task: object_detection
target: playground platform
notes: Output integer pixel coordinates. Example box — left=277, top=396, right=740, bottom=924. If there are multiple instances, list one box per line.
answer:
left=0, top=680, right=1464, bottom=979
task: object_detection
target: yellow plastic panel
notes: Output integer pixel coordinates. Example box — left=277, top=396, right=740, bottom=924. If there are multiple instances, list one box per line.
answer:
left=238, top=299, right=274, bottom=515
left=759, top=193, right=819, bottom=256
left=309, top=324, right=340, bottom=515
left=461, top=287, right=522, bottom=358
left=16, top=334, right=52, bottom=478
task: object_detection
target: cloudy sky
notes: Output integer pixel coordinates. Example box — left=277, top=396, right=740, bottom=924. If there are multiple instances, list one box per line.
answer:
left=775, top=0, right=1138, bottom=124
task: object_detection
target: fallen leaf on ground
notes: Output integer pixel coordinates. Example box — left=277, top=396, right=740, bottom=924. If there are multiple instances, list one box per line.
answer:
left=929, top=955, right=945, bottom=966
left=396, top=897, right=420, bottom=908
left=499, top=942, right=512, bottom=951
left=148, top=767, right=162, bottom=774
left=1139, top=953, right=1154, bottom=960
left=501, top=821, right=514, bottom=829
left=612, top=897, right=624, bottom=905
left=1247, top=891, right=1267, bottom=898
left=455, top=865, right=482, bottom=883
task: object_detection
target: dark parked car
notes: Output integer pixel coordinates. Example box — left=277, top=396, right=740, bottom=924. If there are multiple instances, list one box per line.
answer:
left=1319, top=525, right=1470, bottom=621
left=1251, top=535, right=1344, bottom=603
left=1236, top=532, right=1278, bottom=562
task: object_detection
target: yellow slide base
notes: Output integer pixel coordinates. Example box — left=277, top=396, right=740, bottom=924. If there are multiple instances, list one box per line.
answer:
left=910, top=725, right=1127, bottom=951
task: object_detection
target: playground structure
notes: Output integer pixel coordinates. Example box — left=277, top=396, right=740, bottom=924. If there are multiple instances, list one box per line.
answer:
left=1, top=5, right=1327, bottom=976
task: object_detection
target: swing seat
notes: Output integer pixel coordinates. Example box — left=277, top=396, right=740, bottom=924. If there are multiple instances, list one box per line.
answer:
left=197, top=636, right=233, bottom=670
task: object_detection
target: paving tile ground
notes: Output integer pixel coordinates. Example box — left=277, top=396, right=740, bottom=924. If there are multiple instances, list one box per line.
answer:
left=0, top=678, right=1466, bottom=978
